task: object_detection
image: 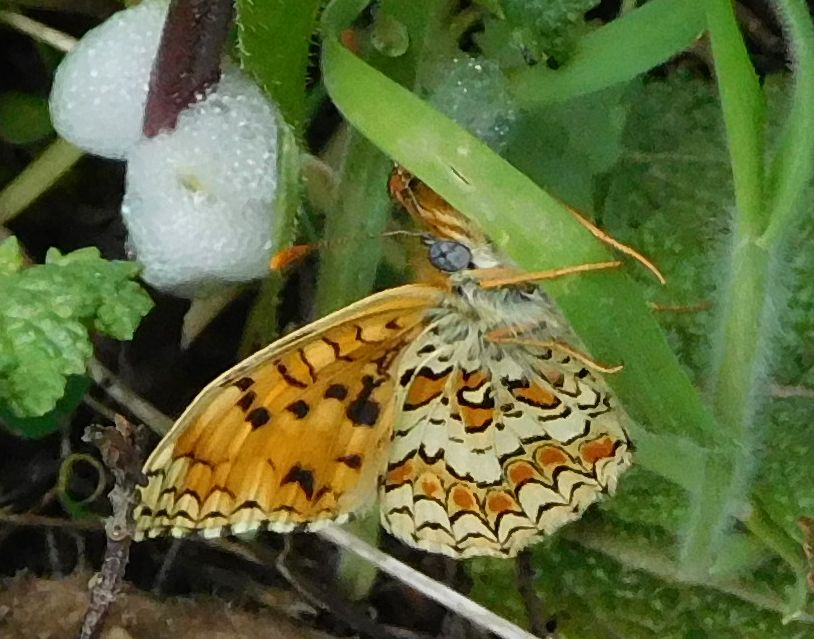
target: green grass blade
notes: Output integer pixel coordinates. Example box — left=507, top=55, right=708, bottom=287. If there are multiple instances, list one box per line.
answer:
left=509, top=0, right=706, bottom=107
left=705, top=0, right=766, bottom=235
left=0, top=137, right=83, bottom=224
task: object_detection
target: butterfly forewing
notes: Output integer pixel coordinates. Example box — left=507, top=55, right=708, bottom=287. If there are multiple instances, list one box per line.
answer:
left=135, top=284, right=442, bottom=539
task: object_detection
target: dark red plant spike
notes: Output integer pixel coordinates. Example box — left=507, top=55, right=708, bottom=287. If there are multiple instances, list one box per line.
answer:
left=142, top=0, right=234, bottom=138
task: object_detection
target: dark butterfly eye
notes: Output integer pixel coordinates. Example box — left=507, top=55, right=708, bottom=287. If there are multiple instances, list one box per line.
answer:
left=428, top=239, right=473, bottom=273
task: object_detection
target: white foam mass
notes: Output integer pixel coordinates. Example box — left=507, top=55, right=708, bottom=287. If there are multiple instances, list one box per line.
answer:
left=49, top=0, right=168, bottom=159
left=121, top=68, right=280, bottom=295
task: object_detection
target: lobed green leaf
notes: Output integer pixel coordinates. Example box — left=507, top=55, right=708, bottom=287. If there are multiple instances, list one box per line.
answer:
left=0, top=238, right=153, bottom=419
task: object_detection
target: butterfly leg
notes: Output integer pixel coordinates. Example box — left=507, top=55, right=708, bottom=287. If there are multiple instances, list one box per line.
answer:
left=472, top=260, right=622, bottom=289
left=487, top=330, right=624, bottom=374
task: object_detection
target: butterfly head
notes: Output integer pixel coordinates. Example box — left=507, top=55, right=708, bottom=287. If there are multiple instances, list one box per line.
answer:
left=390, top=166, right=503, bottom=270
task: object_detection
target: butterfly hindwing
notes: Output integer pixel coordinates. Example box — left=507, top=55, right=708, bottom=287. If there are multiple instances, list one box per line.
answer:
left=135, top=285, right=442, bottom=539
left=380, top=328, right=632, bottom=558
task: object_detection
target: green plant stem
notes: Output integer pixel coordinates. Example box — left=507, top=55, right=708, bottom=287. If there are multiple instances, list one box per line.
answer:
left=710, top=238, right=772, bottom=437
left=761, top=0, right=814, bottom=247
left=688, top=241, right=771, bottom=577
left=0, top=137, right=83, bottom=225
left=683, top=0, right=814, bottom=580
left=745, top=500, right=807, bottom=581
left=313, top=133, right=392, bottom=315
left=744, top=499, right=811, bottom=618
left=508, top=0, right=706, bottom=107
left=678, top=0, right=770, bottom=576
left=314, top=0, right=444, bottom=315
left=705, top=0, right=766, bottom=235
left=565, top=528, right=807, bottom=618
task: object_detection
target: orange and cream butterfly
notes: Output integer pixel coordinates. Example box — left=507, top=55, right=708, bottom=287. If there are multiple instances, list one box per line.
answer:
left=134, top=168, right=634, bottom=558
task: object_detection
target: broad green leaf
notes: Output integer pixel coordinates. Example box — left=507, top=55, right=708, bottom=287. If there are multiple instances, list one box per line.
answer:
left=0, top=238, right=153, bottom=417
left=0, top=375, right=90, bottom=438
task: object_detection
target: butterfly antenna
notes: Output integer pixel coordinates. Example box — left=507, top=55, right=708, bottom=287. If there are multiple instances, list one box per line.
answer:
left=474, top=261, right=622, bottom=289
left=565, top=206, right=666, bottom=285
left=269, top=230, right=426, bottom=271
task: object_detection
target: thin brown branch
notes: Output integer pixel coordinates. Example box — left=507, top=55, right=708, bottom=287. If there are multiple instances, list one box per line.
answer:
left=770, top=383, right=814, bottom=399
left=87, top=359, right=173, bottom=435
left=0, top=512, right=102, bottom=531
left=77, top=416, right=148, bottom=639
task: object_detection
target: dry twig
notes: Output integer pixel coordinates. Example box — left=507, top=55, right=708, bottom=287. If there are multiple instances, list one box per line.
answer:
left=87, top=359, right=173, bottom=434
left=0, top=10, right=77, bottom=52
left=77, top=415, right=147, bottom=639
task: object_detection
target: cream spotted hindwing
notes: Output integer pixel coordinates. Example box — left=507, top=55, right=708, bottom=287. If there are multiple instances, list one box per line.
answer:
left=380, top=319, right=631, bottom=559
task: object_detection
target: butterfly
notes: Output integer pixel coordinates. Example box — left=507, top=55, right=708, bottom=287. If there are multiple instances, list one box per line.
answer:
left=133, top=167, right=633, bottom=558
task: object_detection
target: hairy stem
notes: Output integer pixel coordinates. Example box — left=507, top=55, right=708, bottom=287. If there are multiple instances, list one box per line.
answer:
left=684, top=0, right=814, bottom=578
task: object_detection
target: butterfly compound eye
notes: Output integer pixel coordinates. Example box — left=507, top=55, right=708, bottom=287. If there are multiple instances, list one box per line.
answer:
left=428, top=239, right=473, bottom=272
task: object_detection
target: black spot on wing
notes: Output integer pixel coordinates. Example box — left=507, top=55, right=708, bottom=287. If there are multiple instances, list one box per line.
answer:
left=281, top=465, right=315, bottom=500
left=232, top=377, right=254, bottom=391
left=236, top=391, right=256, bottom=412
left=325, top=383, right=348, bottom=400
left=297, top=349, right=316, bottom=382
left=286, top=400, right=310, bottom=419
left=337, top=454, right=363, bottom=469
left=246, top=407, right=271, bottom=428
left=399, top=367, right=416, bottom=387
left=417, top=365, right=454, bottom=380
left=276, top=363, right=307, bottom=388
left=347, top=375, right=382, bottom=427
left=322, top=337, right=353, bottom=362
